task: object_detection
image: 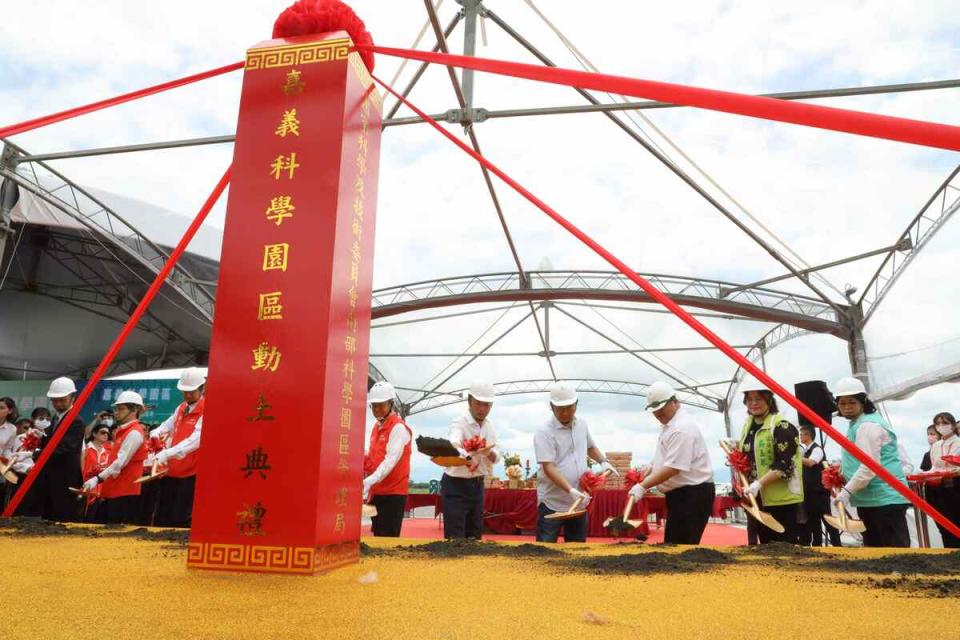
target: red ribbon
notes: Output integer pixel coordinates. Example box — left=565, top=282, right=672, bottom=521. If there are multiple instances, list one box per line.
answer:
left=147, top=436, right=166, bottom=456
left=361, top=45, right=960, bottom=152
left=821, top=464, right=847, bottom=491
left=369, top=74, right=960, bottom=540
left=624, top=468, right=646, bottom=490
left=579, top=471, right=606, bottom=495
left=725, top=449, right=752, bottom=475
left=20, top=433, right=42, bottom=452
left=462, top=436, right=487, bottom=453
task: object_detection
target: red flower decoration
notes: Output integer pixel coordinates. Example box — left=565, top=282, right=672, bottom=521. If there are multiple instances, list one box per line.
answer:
left=148, top=436, right=166, bottom=455
left=821, top=464, right=847, bottom=491
left=273, top=0, right=375, bottom=73
left=462, top=436, right=487, bottom=453
left=725, top=449, right=751, bottom=475
left=20, top=432, right=42, bottom=451
left=624, top=467, right=646, bottom=490
left=579, top=471, right=606, bottom=495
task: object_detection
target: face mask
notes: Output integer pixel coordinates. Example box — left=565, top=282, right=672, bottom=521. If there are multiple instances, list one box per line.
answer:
left=103, top=418, right=115, bottom=427
left=34, top=419, right=51, bottom=430
left=928, top=434, right=939, bottom=445
left=937, top=424, right=955, bottom=437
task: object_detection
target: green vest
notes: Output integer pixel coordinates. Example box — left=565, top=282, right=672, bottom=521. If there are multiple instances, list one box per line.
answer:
left=840, top=412, right=909, bottom=508
left=739, top=413, right=804, bottom=506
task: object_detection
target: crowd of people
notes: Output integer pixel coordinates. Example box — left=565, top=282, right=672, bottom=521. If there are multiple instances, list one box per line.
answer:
left=0, top=368, right=206, bottom=528
left=2, top=366, right=958, bottom=550
left=360, top=376, right=960, bottom=549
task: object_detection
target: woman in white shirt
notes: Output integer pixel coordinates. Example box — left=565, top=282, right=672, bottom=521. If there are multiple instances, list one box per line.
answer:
left=929, top=412, right=960, bottom=548
left=0, top=397, right=20, bottom=509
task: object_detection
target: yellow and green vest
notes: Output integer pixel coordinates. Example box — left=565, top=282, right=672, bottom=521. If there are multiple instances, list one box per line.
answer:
left=738, top=412, right=804, bottom=506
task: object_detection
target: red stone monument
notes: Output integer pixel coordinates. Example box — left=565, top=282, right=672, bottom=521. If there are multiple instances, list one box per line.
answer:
left=187, top=29, right=382, bottom=574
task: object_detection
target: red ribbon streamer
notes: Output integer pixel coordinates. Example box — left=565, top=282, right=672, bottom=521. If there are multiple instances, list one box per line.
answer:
left=624, top=468, right=645, bottom=490
left=2, top=167, right=231, bottom=518
left=362, top=45, right=960, bottom=152
left=821, top=464, right=846, bottom=491
left=462, top=436, right=487, bottom=453
left=579, top=471, right=606, bottom=495
left=726, top=449, right=752, bottom=476
left=0, top=62, right=243, bottom=140
left=370, top=74, right=960, bottom=540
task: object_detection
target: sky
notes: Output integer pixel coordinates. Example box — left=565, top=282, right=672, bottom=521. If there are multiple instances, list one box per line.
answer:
left=2, top=1, right=960, bottom=482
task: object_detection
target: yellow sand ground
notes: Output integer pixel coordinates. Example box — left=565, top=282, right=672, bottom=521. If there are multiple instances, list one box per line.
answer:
left=0, top=532, right=955, bottom=640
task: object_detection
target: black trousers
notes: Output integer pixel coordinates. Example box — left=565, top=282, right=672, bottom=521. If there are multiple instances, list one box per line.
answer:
left=801, top=493, right=842, bottom=547
left=103, top=495, right=140, bottom=524
left=536, top=502, right=588, bottom=543
left=928, top=483, right=960, bottom=548
left=39, top=460, right=82, bottom=522
left=755, top=500, right=802, bottom=544
left=663, top=482, right=715, bottom=545
left=440, top=475, right=485, bottom=539
left=857, top=504, right=910, bottom=548
left=155, top=475, right=196, bottom=528
left=370, top=494, right=406, bottom=537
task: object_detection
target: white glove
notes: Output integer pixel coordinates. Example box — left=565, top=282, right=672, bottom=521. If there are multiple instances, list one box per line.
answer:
left=599, top=460, right=620, bottom=477
left=628, top=484, right=647, bottom=500
left=154, top=450, right=170, bottom=466
left=745, top=480, right=762, bottom=498
left=362, top=477, right=374, bottom=502
left=834, top=488, right=852, bottom=509
left=82, top=476, right=100, bottom=492
left=568, top=487, right=591, bottom=508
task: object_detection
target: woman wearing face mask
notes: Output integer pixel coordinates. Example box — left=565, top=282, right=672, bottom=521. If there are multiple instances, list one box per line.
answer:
left=30, top=408, right=52, bottom=436
left=929, top=412, right=960, bottom=548
left=920, top=425, right=939, bottom=472
left=832, top=378, right=910, bottom=547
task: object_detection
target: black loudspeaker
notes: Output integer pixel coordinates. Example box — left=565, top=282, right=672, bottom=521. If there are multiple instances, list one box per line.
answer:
left=794, top=380, right=835, bottom=428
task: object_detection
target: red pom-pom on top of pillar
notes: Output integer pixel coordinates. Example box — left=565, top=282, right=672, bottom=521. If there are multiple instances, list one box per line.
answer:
left=187, top=0, right=382, bottom=575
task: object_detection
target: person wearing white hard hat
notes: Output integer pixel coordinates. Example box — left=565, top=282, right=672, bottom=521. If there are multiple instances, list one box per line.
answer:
left=362, top=381, right=413, bottom=537
left=148, top=367, right=207, bottom=527
left=736, top=378, right=804, bottom=544
left=534, top=382, right=618, bottom=543
left=832, top=377, right=910, bottom=547
left=82, top=390, right=149, bottom=524
left=628, top=382, right=715, bottom=544
left=15, top=377, right=86, bottom=521
left=440, top=380, right=500, bottom=539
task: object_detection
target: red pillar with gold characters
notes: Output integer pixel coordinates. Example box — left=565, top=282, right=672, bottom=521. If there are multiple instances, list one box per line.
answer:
left=187, top=27, right=382, bottom=574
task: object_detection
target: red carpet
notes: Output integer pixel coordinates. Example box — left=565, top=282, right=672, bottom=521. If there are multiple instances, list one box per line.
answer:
left=363, top=517, right=748, bottom=545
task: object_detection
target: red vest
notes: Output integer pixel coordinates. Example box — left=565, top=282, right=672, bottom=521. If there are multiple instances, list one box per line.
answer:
left=100, top=421, right=148, bottom=499
left=365, top=413, right=412, bottom=496
left=165, top=397, right=204, bottom=478
left=82, top=443, right=111, bottom=481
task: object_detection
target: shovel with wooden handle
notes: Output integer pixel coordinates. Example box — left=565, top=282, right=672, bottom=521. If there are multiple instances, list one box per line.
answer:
left=719, top=440, right=785, bottom=534
left=603, top=493, right=644, bottom=535
left=361, top=504, right=378, bottom=519
left=544, top=496, right=586, bottom=521
left=134, top=460, right=168, bottom=484
left=0, top=457, right=18, bottom=484
left=824, top=491, right=866, bottom=534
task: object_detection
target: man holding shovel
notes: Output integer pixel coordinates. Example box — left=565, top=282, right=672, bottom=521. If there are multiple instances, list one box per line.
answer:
left=628, top=382, right=714, bottom=544
left=534, top=382, right=618, bottom=542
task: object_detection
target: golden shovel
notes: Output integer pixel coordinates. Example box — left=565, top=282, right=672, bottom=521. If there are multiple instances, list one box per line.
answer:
left=824, top=492, right=866, bottom=534
left=361, top=504, right=378, bottom=518
left=544, top=496, right=586, bottom=521
left=0, top=457, right=18, bottom=484
left=133, top=460, right=168, bottom=484
left=603, top=494, right=644, bottom=535
left=719, top=440, right=785, bottom=533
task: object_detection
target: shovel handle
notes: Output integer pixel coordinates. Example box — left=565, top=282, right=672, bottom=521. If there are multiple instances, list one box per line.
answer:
left=567, top=496, right=584, bottom=514
left=622, top=494, right=637, bottom=521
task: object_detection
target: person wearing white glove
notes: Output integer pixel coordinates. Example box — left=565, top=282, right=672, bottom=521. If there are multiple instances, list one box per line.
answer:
left=149, top=367, right=206, bottom=528
left=639, top=382, right=715, bottom=545
left=91, top=391, right=149, bottom=524
left=362, top=382, right=413, bottom=537
left=832, top=378, right=910, bottom=548
left=737, top=379, right=803, bottom=545
left=533, top=383, right=610, bottom=543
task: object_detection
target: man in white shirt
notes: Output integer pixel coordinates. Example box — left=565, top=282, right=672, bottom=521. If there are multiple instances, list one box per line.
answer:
left=534, top=382, right=618, bottom=543
left=440, top=381, right=499, bottom=539
left=628, top=381, right=715, bottom=544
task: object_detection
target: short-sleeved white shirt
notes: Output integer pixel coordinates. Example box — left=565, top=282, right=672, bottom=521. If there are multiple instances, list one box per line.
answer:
left=534, top=415, right=597, bottom=511
left=650, top=408, right=714, bottom=492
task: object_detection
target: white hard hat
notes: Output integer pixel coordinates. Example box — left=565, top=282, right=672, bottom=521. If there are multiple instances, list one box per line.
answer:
left=46, top=377, right=77, bottom=398
left=549, top=382, right=578, bottom=407
left=177, top=367, right=206, bottom=392
left=113, top=390, right=144, bottom=407
left=467, top=380, right=496, bottom=403
left=741, top=378, right=770, bottom=395
left=833, top=377, right=867, bottom=398
left=368, top=381, right=397, bottom=404
left=645, top=381, right=677, bottom=412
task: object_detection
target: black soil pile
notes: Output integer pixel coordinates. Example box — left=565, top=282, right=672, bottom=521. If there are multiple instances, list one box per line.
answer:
left=113, top=527, right=190, bottom=545
left=406, top=539, right=563, bottom=558
left=561, top=547, right=732, bottom=575
left=359, top=541, right=393, bottom=558
left=861, top=575, right=960, bottom=597
left=0, top=517, right=188, bottom=545
left=738, top=541, right=821, bottom=559
left=817, top=551, right=960, bottom=576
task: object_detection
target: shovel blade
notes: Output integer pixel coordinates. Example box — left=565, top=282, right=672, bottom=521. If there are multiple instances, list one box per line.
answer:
left=544, top=509, right=587, bottom=521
